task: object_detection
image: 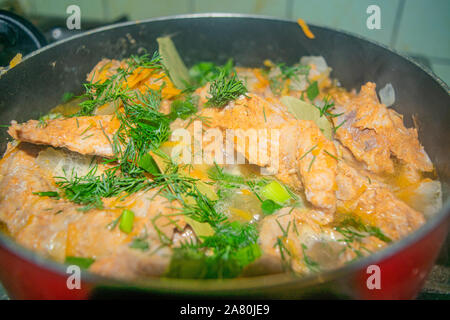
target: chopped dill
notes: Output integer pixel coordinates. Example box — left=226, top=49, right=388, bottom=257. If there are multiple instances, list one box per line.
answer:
left=299, top=144, right=317, bottom=161
left=107, top=213, right=122, bottom=230
left=268, top=63, right=310, bottom=95
left=112, top=89, right=171, bottom=176
left=307, top=155, right=316, bottom=171
left=314, top=96, right=339, bottom=118
left=263, top=105, right=267, bottom=122
left=165, top=221, right=261, bottom=279
left=278, top=63, right=310, bottom=80
left=127, top=51, right=162, bottom=70
left=33, top=191, right=60, bottom=199
left=37, top=113, right=62, bottom=128
left=207, top=163, right=245, bottom=186
left=61, top=92, right=75, bottom=103
left=301, top=243, right=321, bottom=273
left=273, top=219, right=292, bottom=269
left=333, top=119, right=347, bottom=133
left=81, top=134, right=94, bottom=140
left=129, top=236, right=150, bottom=251
left=169, top=95, right=198, bottom=120
left=335, top=217, right=392, bottom=244
left=324, top=149, right=339, bottom=161
left=73, top=51, right=162, bottom=117
left=189, top=59, right=233, bottom=88
left=79, top=123, right=93, bottom=136
left=55, top=166, right=151, bottom=211
left=206, top=70, right=247, bottom=108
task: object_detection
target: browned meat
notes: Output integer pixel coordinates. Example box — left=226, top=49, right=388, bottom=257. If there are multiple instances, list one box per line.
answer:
left=336, top=161, right=425, bottom=240
left=332, top=82, right=433, bottom=174
left=0, top=143, right=185, bottom=278
left=8, top=115, right=119, bottom=158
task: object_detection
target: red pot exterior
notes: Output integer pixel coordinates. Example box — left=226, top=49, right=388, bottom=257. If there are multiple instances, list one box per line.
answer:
left=0, top=214, right=448, bottom=299
left=0, top=245, right=91, bottom=300
left=352, top=215, right=449, bottom=300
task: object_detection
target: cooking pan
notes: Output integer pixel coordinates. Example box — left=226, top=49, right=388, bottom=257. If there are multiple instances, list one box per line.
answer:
left=0, top=14, right=448, bottom=300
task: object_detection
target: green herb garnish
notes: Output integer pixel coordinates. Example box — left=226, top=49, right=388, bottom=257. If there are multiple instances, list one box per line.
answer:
left=268, top=63, right=310, bottom=95
left=206, top=70, right=247, bottom=108
left=189, top=59, right=233, bottom=88
left=306, top=81, right=319, bottom=101
left=62, top=92, right=75, bottom=103
left=301, top=243, right=321, bottom=272
left=74, top=51, right=161, bottom=117
left=129, top=237, right=150, bottom=251
left=119, top=209, right=135, bottom=233
left=336, top=217, right=392, bottom=244
left=32, top=191, right=60, bottom=199
left=65, top=256, right=95, bottom=269
left=261, top=199, right=282, bottom=215
left=169, top=96, right=198, bottom=120
left=55, top=166, right=151, bottom=211
left=165, top=221, right=261, bottom=279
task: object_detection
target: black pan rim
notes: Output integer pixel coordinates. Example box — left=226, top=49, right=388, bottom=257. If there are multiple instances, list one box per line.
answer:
left=0, top=13, right=448, bottom=296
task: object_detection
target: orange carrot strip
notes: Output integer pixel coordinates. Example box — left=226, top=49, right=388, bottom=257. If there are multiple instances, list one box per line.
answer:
left=297, top=18, right=315, bottom=39
left=9, top=53, right=22, bottom=69
left=253, top=68, right=269, bottom=88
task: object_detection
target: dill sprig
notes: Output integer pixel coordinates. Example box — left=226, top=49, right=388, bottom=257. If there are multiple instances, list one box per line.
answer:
left=206, top=70, right=247, bottom=108
left=189, top=59, right=234, bottom=88
left=168, top=95, right=198, bottom=120
left=333, top=119, right=347, bottom=134
left=299, top=144, right=317, bottom=161
left=127, top=51, right=162, bottom=70
left=37, top=113, right=62, bottom=128
left=181, top=186, right=226, bottom=227
left=55, top=166, right=151, bottom=211
left=269, top=63, right=310, bottom=95
left=74, top=51, right=162, bottom=117
left=165, top=221, right=261, bottom=279
left=301, top=243, right=321, bottom=273
left=314, top=96, right=340, bottom=118
left=335, top=216, right=392, bottom=257
left=160, top=162, right=262, bottom=279
left=273, top=219, right=292, bottom=269
left=207, top=163, right=246, bottom=186
left=278, top=63, right=310, bottom=81
left=113, top=89, right=171, bottom=176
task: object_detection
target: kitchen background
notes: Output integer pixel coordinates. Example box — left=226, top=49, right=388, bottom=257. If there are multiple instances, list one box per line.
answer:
left=1, top=0, right=449, bottom=84
left=0, top=0, right=448, bottom=299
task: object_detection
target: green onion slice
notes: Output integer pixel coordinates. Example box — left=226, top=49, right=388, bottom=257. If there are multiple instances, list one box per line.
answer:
left=260, top=181, right=291, bottom=204
left=119, top=209, right=135, bottom=234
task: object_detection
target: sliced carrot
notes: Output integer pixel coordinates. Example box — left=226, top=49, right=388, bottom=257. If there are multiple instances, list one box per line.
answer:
left=297, top=18, right=315, bottom=39
left=252, top=68, right=269, bottom=88
left=126, top=67, right=154, bottom=88
left=9, top=53, right=22, bottom=68
left=263, top=59, right=275, bottom=68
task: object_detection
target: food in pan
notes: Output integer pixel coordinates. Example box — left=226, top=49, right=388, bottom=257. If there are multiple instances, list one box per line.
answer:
left=0, top=37, right=442, bottom=280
